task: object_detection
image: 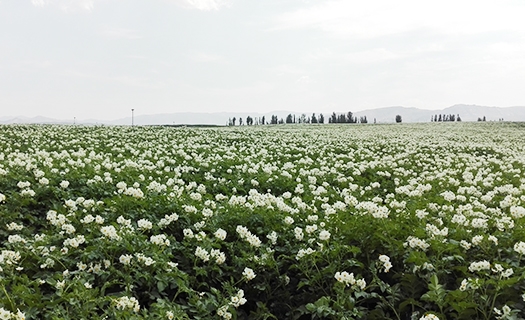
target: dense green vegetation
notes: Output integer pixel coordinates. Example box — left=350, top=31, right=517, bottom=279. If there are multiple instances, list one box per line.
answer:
left=1, top=123, right=525, bottom=319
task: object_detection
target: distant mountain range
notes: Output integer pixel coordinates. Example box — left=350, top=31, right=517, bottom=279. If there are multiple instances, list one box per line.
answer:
left=2, top=105, right=524, bottom=125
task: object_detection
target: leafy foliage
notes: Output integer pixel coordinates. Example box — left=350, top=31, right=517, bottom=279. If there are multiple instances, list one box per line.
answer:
left=0, top=123, right=525, bottom=319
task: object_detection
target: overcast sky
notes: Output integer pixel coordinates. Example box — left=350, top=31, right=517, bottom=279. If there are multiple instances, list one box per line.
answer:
left=1, top=0, right=525, bottom=120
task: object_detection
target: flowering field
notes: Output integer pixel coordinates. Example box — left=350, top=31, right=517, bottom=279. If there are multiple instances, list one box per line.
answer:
left=1, top=123, right=525, bottom=320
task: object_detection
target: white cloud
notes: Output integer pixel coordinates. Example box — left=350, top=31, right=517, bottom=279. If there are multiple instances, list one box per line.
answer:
left=271, top=64, right=305, bottom=77
left=102, top=26, right=143, bottom=39
left=303, top=47, right=402, bottom=64
left=190, top=52, right=224, bottom=63
left=302, top=43, right=448, bottom=65
left=274, top=0, right=525, bottom=39
left=24, top=60, right=52, bottom=68
left=296, top=75, right=312, bottom=84
left=31, top=0, right=95, bottom=13
left=111, top=75, right=167, bottom=89
left=64, top=69, right=166, bottom=89
left=31, top=0, right=47, bottom=6
left=169, top=0, right=231, bottom=11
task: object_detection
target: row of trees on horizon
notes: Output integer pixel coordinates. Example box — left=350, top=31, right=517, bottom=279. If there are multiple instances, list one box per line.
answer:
left=225, top=112, right=507, bottom=126
left=431, top=114, right=462, bottom=122
left=227, top=112, right=399, bottom=126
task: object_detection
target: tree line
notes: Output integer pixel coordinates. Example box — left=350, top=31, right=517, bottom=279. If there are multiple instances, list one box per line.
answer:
left=227, top=112, right=389, bottom=126
left=226, top=112, right=501, bottom=125
left=430, top=114, right=462, bottom=122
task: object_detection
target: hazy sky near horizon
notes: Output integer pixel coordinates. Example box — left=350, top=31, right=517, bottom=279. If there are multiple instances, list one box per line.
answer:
left=2, top=0, right=525, bottom=120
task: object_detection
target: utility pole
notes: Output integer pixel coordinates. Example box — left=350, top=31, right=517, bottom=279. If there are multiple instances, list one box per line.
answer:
left=131, top=109, right=134, bottom=126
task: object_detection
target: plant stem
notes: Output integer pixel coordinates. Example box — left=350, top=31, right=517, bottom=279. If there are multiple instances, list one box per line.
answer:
left=1, top=283, right=15, bottom=311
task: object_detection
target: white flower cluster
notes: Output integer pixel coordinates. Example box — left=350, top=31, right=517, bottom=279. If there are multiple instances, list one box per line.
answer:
left=468, top=260, right=491, bottom=273
left=147, top=181, right=167, bottom=193
left=415, top=209, right=429, bottom=219
left=100, top=225, right=121, bottom=241
left=64, top=199, right=77, bottom=211
left=296, top=247, right=315, bottom=260
left=236, top=225, right=261, bottom=247
left=510, top=206, right=525, bottom=219
left=47, top=210, right=68, bottom=227
left=441, top=190, right=456, bottom=202
left=211, top=249, right=226, bottom=264
left=471, top=235, right=483, bottom=246
left=63, top=235, right=86, bottom=248
left=451, top=213, right=468, bottom=226
left=459, top=278, right=471, bottom=291
left=488, top=235, right=498, bottom=245
left=217, top=305, right=232, bottom=320
left=0, top=250, right=21, bottom=267
left=242, top=267, right=256, bottom=281
left=135, top=253, right=155, bottom=266
left=305, top=224, right=317, bottom=234
left=114, top=296, right=140, bottom=312
left=491, top=264, right=513, bottom=278
left=183, top=228, right=194, bottom=239
left=122, top=187, right=144, bottom=198
left=355, top=201, right=389, bottom=218
left=495, top=216, right=514, bottom=232
left=116, top=216, right=134, bottom=233
left=404, top=236, right=430, bottom=251
left=195, top=246, right=210, bottom=262
left=419, top=313, right=440, bottom=320
left=17, top=181, right=35, bottom=197
left=470, top=218, right=488, bottom=229
left=0, top=308, right=25, bottom=320
left=0, top=192, right=5, bottom=203
left=214, top=228, right=227, bottom=240
left=230, top=289, right=247, bottom=307
left=493, top=305, right=512, bottom=320
left=514, top=241, right=525, bottom=255
left=217, top=289, right=247, bottom=319
left=158, top=212, right=179, bottom=228
left=137, top=219, right=153, bottom=230
left=266, top=231, right=278, bottom=244
left=6, top=222, right=23, bottom=231
left=334, top=271, right=366, bottom=289
left=425, top=224, right=448, bottom=239
left=8, top=235, right=26, bottom=244
left=61, top=223, right=76, bottom=235
left=150, top=234, right=170, bottom=246
left=378, top=254, right=392, bottom=273
left=294, top=227, right=303, bottom=241
left=119, top=254, right=133, bottom=265
left=60, top=180, right=70, bottom=188
left=40, top=257, right=55, bottom=269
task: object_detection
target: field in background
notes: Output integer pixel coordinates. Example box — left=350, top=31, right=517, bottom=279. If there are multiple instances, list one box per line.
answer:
left=1, top=123, right=525, bottom=319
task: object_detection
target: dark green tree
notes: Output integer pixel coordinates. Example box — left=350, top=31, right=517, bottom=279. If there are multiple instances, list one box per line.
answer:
left=330, top=112, right=337, bottom=123
left=300, top=114, right=307, bottom=123
left=347, top=111, right=354, bottom=123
